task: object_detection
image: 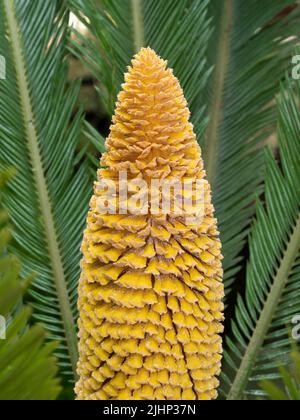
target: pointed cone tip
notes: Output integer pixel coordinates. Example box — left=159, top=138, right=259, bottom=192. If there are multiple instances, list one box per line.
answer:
left=133, top=47, right=166, bottom=66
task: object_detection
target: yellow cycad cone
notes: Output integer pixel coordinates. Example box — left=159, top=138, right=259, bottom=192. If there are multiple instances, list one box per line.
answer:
left=75, top=48, right=224, bottom=401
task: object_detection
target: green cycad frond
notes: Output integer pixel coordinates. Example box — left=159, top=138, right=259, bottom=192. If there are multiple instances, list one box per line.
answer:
left=0, top=0, right=92, bottom=379
left=221, top=76, right=300, bottom=400
left=0, top=172, right=61, bottom=401
left=69, top=0, right=212, bottom=138
left=205, top=0, right=300, bottom=293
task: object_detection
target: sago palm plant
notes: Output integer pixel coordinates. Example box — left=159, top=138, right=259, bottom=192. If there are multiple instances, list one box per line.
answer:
left=0, top=0, right=300, bottom=400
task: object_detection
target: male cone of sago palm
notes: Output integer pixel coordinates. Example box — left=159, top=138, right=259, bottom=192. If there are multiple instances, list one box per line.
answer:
left=75, top=48, right=224, bottom=400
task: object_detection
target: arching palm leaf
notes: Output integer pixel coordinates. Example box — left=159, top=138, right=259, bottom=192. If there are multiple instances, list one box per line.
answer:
left=205, top=0, right=300, bottom=292
left=222, top=76, right=300, bottom=400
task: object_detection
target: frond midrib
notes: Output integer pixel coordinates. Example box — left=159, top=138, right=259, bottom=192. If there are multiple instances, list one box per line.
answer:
left=227, top=211, right=300, bottom=400
left=3, top=0, right=78, bottom=378
left=204, top=0, right=233, bottom=186
left=131, top=0, right=145, bottom=53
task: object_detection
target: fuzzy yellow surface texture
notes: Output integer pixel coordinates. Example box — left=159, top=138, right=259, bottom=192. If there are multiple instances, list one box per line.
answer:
left=75, top=48, right=224, bottom=400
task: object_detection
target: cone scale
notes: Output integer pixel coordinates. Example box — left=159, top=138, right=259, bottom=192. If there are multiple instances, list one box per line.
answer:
left=75, top=48, right=224, bottom=400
